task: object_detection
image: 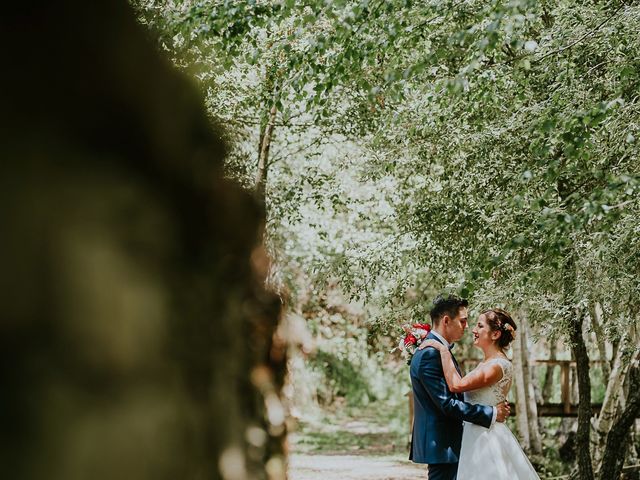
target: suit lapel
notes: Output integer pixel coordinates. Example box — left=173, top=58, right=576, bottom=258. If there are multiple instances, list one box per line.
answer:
left=450, top=351, right=463, bottom=377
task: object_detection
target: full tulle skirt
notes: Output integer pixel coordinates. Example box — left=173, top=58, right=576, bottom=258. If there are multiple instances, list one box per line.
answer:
left=456, top=421, right=540, bottom=479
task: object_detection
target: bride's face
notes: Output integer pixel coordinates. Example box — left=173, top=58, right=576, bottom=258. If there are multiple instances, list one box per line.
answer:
left=472, top=314, right=499, bottom=349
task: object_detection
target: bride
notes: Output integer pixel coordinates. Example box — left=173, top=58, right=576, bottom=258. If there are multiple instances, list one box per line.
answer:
left=419, top=308, right=540, bottom=479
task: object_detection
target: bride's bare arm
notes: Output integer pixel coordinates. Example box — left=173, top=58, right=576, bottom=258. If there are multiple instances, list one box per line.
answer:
left=420, top=340, right=503, bottom=393
left=441, top=351, right=503, bottom=393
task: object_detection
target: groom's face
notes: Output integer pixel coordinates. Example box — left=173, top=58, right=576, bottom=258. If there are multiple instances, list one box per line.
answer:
left=448, top=307, right=469, bottom=342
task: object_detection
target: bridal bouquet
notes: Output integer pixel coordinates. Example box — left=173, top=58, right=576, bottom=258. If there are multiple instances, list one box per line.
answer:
left=392, top=322, right=432, bottom=365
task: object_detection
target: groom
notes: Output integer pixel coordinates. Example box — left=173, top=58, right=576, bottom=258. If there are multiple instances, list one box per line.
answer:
left=409, top=294, right=510, bottom=480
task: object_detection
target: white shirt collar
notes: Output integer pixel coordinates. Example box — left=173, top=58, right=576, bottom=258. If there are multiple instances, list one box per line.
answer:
left=431, top=330, right=450, bottom=348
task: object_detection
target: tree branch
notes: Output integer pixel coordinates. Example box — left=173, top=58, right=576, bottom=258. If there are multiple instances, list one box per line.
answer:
left=534, top=4, right=626, bottom=64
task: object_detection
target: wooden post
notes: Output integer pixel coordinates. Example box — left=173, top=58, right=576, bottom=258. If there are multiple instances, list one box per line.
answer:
left=407, top=391, right=414, bottom=448
left=562, top=361, right=571, bottom=415
left=408, top=391, right=414, bottom=434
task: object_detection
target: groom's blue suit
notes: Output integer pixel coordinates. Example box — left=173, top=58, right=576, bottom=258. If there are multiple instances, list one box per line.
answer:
left=409, top=332, right=494, bottom=480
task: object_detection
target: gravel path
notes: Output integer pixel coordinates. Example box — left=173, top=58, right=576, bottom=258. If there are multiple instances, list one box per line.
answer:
left=288, top=454, right=427, bottom=480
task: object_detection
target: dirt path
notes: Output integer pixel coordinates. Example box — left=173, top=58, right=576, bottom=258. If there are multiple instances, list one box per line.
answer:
left=288, top=454, right=426, bottom=480
left=287, top=408, right=426, bottom=479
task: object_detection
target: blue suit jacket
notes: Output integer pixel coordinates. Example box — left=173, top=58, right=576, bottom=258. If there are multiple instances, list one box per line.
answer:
left=409, top=332, right=493, bottom=464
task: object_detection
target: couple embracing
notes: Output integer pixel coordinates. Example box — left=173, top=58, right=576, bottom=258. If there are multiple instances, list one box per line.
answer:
left=409, top=294, right=540, bottom=479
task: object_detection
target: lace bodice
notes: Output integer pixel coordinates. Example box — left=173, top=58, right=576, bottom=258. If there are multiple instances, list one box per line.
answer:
left=463, top=357, right=513, bottom=406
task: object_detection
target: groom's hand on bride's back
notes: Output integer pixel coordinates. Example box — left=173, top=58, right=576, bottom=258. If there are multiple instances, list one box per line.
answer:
left=496, top=401, right=511, bottom=422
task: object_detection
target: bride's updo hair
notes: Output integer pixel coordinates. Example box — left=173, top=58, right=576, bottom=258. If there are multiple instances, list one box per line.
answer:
left=482, top=308, right=517, bottom=350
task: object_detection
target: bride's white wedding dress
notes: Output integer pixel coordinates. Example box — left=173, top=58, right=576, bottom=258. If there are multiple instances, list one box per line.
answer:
left=457, top=357, right=540, bottom=479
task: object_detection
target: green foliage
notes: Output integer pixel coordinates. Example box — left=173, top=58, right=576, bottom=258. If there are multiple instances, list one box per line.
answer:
left=308, top=350, right=376, bottom=405
left=286, top=285, right=410, bottom=411
left=134, top=1, right=639, bottom=317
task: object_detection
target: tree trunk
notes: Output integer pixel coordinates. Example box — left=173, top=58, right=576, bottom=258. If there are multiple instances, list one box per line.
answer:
left=521, top=316, right=543, bottom=454
left=564, top=254, right=595, bottom=480
left=512, top=323, right=531, bottom=450
left=597, top=362, right=640, bottom=480
left=255, top=103, right=278, bottom=207
left=556, top=165, right=594, bottom=479
left=542, top=340, right=557, bottom=403
left=593, top=335, right=632, bottom=466
left=589, top=301, right=611, bottom=380
left=569, top=315, right=594, bottom=480
left=611, top=338, right=620, bottom=374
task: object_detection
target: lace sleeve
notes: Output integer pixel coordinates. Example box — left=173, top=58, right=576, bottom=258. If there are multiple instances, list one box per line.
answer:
left=462, top=358, right=513, bottom=406
left=493, top=358, right=513, bottom=380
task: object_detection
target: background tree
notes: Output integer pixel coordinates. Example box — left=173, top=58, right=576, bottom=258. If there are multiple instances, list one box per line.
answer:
left=1, top=1, right=283, bottom=479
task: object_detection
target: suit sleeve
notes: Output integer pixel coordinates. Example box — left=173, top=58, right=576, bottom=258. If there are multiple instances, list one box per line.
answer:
left=418, top=347, right=493, bottom=428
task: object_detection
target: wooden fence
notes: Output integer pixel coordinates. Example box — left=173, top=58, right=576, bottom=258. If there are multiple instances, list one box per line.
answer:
left=407, top=359, right=607, bottom=434
left=528, top=359, right=602, bottom=417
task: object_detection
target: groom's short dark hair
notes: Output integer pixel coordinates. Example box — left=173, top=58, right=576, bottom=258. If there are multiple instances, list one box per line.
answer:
left=430, top=294, right=469, bottom=324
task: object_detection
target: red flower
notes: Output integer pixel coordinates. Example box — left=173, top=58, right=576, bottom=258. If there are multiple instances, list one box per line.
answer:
left=412, top=323, right=431, bottom=332
left=404, top=333, right=418, bottom=346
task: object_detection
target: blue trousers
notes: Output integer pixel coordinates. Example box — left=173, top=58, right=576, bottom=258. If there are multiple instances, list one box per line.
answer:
left=428, top=462, right=458, bottom=480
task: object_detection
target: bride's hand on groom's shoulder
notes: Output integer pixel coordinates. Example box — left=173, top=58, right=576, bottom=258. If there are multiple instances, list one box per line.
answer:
left=418, top=339, right=445, bottom=351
